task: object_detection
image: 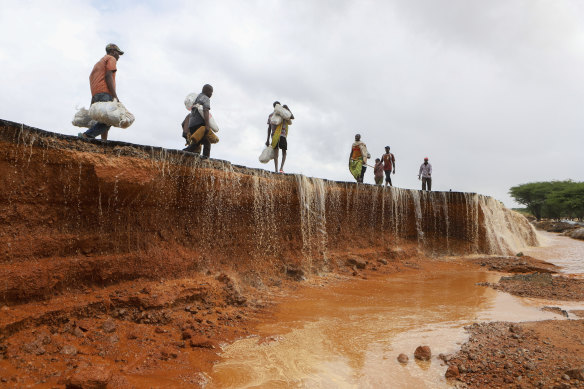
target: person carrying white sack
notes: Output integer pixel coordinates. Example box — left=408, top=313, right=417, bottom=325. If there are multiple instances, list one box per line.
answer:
left=265, top=101, right=293, bottom=173
left=184, top=84, right=217, bottom=158
left=79, top=43, right=124, bottom=140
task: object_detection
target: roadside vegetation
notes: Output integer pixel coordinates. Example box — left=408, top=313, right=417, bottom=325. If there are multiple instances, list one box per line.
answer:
left=509, top=180, right=584, bottom=221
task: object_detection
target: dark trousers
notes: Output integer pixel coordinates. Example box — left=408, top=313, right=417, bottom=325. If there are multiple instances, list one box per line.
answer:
left=422, top=177, right=432, bottom=191
left=186, top=125, right=211, bottom=158
left=85, top=93, right=113, bottom=138
left=359, top=166, right=367, bottom=183
left=385, top=170, right=392, bottom=186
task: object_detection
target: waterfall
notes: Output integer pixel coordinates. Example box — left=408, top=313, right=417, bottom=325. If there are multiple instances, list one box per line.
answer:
left=0, top=119, right=540, bottom=303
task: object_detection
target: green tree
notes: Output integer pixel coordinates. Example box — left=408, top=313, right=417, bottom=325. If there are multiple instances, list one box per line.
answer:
left=509, top=182, right=554, bottom=221
left=509, top=180, right=584, bottom=221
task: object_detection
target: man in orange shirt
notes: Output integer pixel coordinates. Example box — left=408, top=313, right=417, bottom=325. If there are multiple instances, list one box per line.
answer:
left=79, top=43, right=124, bottom=140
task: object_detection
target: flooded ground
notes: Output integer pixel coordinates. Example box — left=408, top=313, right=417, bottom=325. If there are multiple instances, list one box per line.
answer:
left=209, top=232, right=584, bottom=388
left=523, top=230, right=584, bottom=276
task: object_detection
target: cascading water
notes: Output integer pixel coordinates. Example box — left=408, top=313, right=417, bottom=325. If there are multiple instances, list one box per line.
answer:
left=0, top=120, right=539, bottom=303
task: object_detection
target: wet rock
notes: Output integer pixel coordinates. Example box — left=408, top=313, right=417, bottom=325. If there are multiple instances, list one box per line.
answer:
left=565, top=367, right=584, bottom=381
left=445, top=365, right=460, bottom=379
left=101, top=319, right=116, bottom=333
left=285, top=265, right=305, bottom=281
left=414, top=346, right=431, bottom=361
left=397, top=354, right=409, bottom=364
left=66, top=365, right=111, bottom=389
left=346, top=258, right=366, bottom=269
left=189, top=336, right=216, bottom=349
left=568, top=227, right=584, bottom=240
left=61, top=345, right=78, bottom=356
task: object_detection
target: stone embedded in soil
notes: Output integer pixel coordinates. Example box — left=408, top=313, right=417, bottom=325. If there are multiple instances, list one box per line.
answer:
left=101, top=319, right=116, bottom=333
left=414, top=346, right=431, bottom=361
left=346, top=258, right=366, bottom=269
left=66, top=365, right=111, bottom=389
left=565, top=367, right=584, bottom=381
left=60, top=345, right=78, bottom=356
left=397, top=353, right=409, bottom=364
left=445, top=365, right=460, bottom=379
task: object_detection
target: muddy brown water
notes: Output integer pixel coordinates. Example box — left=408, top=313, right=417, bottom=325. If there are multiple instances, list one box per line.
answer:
left=209, top=232, right=584, bottom=388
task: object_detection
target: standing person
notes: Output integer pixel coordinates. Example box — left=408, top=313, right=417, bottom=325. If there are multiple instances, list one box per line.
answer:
left=266, top=102, right=293, bottom=173
left=349, top=134, right=370, bottom=183
left=382, top=146, right=396, bottom=187
left=374, top=158, right=384, bottom=185
left=79, top=43, right=124, bottom=140
left=418, top=157, right=432, bottom=191
left=185, top=84, right=215, bottom=158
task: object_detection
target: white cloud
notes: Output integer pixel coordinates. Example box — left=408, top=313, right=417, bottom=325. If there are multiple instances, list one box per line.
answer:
left=1, top=0, right=583, bottom=207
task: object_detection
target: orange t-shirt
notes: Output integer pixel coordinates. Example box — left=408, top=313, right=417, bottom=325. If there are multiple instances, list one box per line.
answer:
left=89, top=55, right=117, bottom=96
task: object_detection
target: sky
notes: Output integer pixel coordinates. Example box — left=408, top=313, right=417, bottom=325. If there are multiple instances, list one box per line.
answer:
left=1, top=0, right=583, bottom=207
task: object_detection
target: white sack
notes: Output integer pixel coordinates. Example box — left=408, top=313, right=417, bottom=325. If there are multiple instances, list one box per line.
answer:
left=89, top=101, right=135, bottom=129
left=273, top=104, right=292, bottom=120
left=193, top=103, right=219, bottom=133
left=72, top=107, right=97, bottom=128
left=270, top=114, right=282, bottom=126
left=258, top=146, right=275, bottom=164
left=184, top=93, right=197, bottom=110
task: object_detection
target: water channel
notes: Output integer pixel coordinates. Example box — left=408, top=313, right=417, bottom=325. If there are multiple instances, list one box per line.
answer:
left=209, top=231, right=584, bottom=388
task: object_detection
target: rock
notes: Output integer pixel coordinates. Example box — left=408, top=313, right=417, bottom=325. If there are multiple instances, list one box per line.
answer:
left=285, top=265, right=305, bottom=281
left=414, top=346, right=431, bottom=361
left=126, top=331, right=138, bottom=340
left=73, top=327, right=85, bottom=338
left=516, top=252, right=524, bottom=257
left=101, top=319, right=116, bottom=333
left=23, top=342, right=45, bottom=356
left=181, top=330, right=193, bottom=340
left=377, top=258, right=388, bottom=265
left=346, top=258, right=366, bottom=269
left=66, top=365, right=111, bottom=389
left=565, top=367, right=584, bottom=381
left=60, top=345, right=78, bottom=356
left=397, top=354, right=409, bottom=364
left=445, top=365, right=460, bottom=379
left=569, top=227, right=584, bottom=240
left=189, top=336, right=216, bottom=349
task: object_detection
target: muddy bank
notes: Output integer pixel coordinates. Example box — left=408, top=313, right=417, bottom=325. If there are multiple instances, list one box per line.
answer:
left=470, top=255, right=559, bottom=274
left=481, top=272, right=584, bottom=301
left=0, top=247, right=426, bottom=388
left=446, top=320, right=584, bottom=388
left=0, top=119, right=537, bottom=305
left=534, top=221, right=584, bottom=241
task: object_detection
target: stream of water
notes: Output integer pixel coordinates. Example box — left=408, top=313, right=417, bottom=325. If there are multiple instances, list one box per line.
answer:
left=208, top=232, right=584, bottom=388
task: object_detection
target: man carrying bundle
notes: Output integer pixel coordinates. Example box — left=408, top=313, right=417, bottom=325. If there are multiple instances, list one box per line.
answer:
left=265, top=102, right=293, bottom=173
left=184, top=84, right=218, bottom=158
left=79, top=43, right=124, bottom=140
left=349, top=134, right=370, bottom=183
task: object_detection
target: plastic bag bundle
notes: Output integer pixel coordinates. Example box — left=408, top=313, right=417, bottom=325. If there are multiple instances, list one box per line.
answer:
left=192, top=104, right=219, bottom=133
left=269, top=103, right=292, bottom=125
left=184, top=93, right=197, bottom=110
left=89, top=101, right=135, bottom=129
left=258, top=146, right=275, bottom=164
left=72, top=107, right=97, bottom=128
